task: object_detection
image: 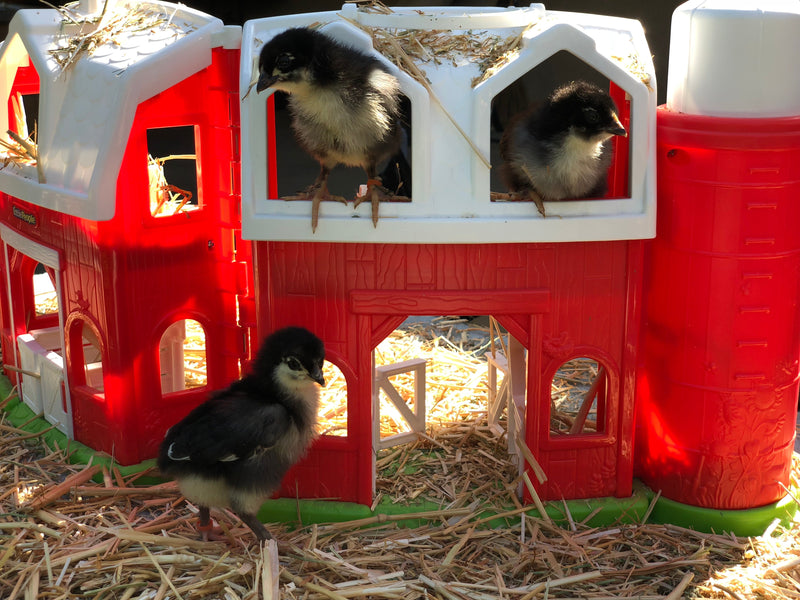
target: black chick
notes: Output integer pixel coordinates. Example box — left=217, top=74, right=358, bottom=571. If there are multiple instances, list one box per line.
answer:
left=157, top=326, right=325, bottom=542
left=256, top=27, right=404, bottom=231
left=499, top=80, right=627, bottom=217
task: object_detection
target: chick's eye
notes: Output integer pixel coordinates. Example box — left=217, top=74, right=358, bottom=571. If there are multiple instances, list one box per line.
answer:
left=583, top=108, right=600, bottom=124
left=286, top=356, right=302, bottom=371
left=276, top=53, right=293, bottom=71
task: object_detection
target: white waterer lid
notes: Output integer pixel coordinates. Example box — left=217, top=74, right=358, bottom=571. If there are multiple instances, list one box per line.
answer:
left=666, top=0, right=800, bottom=117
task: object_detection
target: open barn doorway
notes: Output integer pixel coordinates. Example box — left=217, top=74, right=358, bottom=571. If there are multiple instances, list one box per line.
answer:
left=0, top=228, right=70, bottom=434
left=369, top=316, right=528, bottom=509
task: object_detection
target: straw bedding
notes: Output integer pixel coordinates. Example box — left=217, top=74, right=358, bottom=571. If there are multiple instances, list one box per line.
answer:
left=1, top=316, right=798, bottom=599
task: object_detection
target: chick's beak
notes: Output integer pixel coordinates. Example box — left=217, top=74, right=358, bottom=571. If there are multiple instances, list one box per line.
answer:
left=607, top=114, right=627, bottom=137
left=310, top=367, right=325, bottom=387
left=256, top=73, right=277, bottom=94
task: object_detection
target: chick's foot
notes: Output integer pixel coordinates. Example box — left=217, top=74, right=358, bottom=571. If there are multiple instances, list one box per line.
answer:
left=513, top=190, right=546, bottom=217
left=282, top=183, right=347, bottom=232
left=196, top=508, right=225, bottom=542
left=354, top=179, right=409, bottom=227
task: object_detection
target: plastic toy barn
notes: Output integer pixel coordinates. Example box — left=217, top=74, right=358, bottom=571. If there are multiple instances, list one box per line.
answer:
left=0, top=1, right=249, bottom=465
left=0, top=0, right=796, bottom=529
left=241, top=5, right=657, bottom=506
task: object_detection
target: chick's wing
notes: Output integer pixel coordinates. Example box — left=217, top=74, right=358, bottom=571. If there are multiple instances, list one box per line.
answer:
left=163, top=391, right=291, bottom=466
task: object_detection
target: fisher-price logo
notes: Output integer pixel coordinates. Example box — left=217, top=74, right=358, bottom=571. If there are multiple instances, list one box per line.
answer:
left=12, top=204, right=37, bottom=226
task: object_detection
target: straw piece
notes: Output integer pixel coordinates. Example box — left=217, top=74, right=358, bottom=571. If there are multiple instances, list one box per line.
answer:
left=47, top=2, right=197, bottom=73
left=514, top=436, right=547, bottom=483
left=665, top=572, right=694, bottom=600
left=522, top=471, right=552, bottom=526
left=24, top=464, right=102, bottom=510
left=261, top=539, right=280, bottom=599
left=0, top=521, right=62, bottom=538
left=281, top=568, right=349, bottom=600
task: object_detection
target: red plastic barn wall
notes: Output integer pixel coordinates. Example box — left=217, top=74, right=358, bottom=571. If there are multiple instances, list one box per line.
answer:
left=258, top=240, right=643, bottom=505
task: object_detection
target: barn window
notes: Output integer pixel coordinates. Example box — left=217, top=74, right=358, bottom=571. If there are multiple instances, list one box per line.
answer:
left=32, top=262, right=56, bottom=316
left=318, top=360, right=348, bottom=437
left=6, top=58, right=40, bottom=167
left=159, top=319, right=207, bottom=394
left=490, top=50, right=630, bottom=206
left=549, top=357, right=608, bottom=436
left=147, top=126, right=200, bottom=218
left=269, top=91, right=412, bottom=203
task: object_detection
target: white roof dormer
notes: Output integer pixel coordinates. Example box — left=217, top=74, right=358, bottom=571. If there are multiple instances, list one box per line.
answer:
left=0, top=0, right=231, bottom=220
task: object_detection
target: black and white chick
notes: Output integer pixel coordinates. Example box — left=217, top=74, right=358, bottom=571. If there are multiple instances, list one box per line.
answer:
left=499, top=80, right=627, bottom=217
left=157, top=326, right=325, bottom=542
left=256, top=27, right=404, bottom=231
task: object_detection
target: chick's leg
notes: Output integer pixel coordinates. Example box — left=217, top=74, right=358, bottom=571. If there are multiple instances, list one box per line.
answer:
left=283, top=165, right=347, bottom=232
left=353, top=164, right=409, bottom=228
left=197, top=505, right=213, bottom=542
left=238, top=511, right=273, bottom=542
left=353, top=178, right=384, bottom=228
left=516, top=165, right=547, bottom=217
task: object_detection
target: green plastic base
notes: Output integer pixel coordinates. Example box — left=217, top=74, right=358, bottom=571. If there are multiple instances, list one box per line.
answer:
left=257, top=483, right=654, bottom=531
left=0, top=376, right=158, bottom=483
left=648, top=491, right=797, bottom=537
left=2, top=375, right=796, bottom=536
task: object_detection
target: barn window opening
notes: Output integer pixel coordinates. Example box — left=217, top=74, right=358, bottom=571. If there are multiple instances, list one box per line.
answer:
left=32, top=263, right=57, bottom=317
left=159, top=319, right=207, bottom=394
left=17, top=92, right=39, bottom=143
left=490, top=50, right=630, bottom=207
left=80, top=323, right=104, bottom=392
left=4, top=57, right=40, bottom=173
left=549, top=357, right=607, bottom=436
left=270, top=91, right=413, bottom=203
left=147, top=126, right=200, bottom=218
left=23, top=257, right=59, bottom=334
left=318, top=361, right=348, bottom=437
left=373, top=316, right=524, bottom=506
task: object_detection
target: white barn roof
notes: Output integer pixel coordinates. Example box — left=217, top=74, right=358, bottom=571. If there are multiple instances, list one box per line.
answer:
left=0, top=0, right=236, bottom=220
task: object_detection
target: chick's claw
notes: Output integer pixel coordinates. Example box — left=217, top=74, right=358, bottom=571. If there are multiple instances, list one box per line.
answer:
left=519, top=189, right=546, bottom=217
left=354, top=179, right=408, bottom=227
left=281, top=183, right=347, bottom=233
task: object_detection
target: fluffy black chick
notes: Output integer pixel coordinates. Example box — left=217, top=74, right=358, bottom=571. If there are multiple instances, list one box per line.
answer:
left=499, top=80, right=627, bottom=217
left=157, top=326, right=325, bottom=542
left=256, top=27, right=404, bottom=231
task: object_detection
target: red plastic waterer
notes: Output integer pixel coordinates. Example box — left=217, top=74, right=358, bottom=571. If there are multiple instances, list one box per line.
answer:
left=637, top=0, right=800, bottom=510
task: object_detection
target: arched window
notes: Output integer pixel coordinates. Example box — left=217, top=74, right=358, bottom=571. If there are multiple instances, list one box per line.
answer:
left=550, top=357, right=608, bottom=437
left=67, top=319, right=104, bottom=393
left=318, top=360, right=348, bottom=437
left=159, top=319, right=207, bottom=395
